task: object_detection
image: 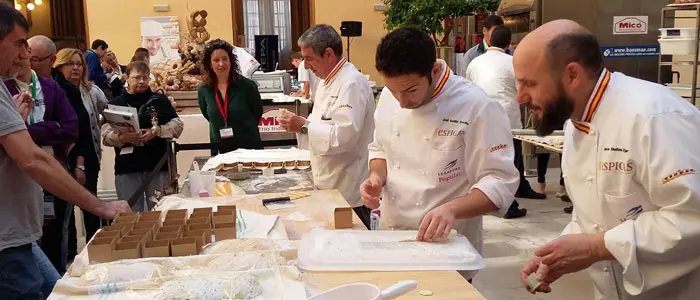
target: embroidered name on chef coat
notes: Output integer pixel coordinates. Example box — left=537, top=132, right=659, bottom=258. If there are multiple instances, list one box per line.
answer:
left=604, top=147, right=629, bottom=153
left=662, top=168, right=697, bottom=184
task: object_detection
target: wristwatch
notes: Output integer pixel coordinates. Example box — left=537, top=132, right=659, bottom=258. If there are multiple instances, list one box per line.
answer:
left=300, top=120, right=310, bottom=135
left=76, top=165, right=86, bottom=171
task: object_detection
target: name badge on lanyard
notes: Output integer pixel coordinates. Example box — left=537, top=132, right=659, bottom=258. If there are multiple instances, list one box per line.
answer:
left=215, top=83, right=234, bottom=139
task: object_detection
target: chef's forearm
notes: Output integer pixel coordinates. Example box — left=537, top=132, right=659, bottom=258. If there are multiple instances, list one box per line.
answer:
left=444, top=188, right=499, bottom=219
left=369, top=158, right=388, bottom=185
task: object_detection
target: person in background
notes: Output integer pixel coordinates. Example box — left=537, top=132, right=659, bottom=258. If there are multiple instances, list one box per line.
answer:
left=54, top=48, right=109, bottom=250
left=279, top=25, right=376, bottom=228
left=362, top=28, right=518, bottom=281
left=102, top=50, right=126, bottom=100
left=0, top=5, right=129, bottom=298
left=85, top=39, right=108, bottom=90
left=464, top=15, right=512, bottom=70
left=132, top=48, right=151, bottom=64
left=197, top=39, right=263, bottom=156
left=102, top=61, right=183, bottom=212
left=291, top=51, right=319, bottom=101
left=517, top=20, right=700, bottom=298
left=5, top=53, right=79, bottom=274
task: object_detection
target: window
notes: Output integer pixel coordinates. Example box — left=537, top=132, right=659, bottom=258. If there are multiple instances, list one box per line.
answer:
left=243, top=0, right=292, bottom=56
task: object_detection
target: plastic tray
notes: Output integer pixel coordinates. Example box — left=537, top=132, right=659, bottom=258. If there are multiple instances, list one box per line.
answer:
left=298, top=230, right=485, bottom=272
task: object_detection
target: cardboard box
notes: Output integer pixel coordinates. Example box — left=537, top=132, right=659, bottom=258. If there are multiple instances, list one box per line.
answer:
left=94, top=229, right=121, bottom=240
left=114, top=241, right=141, bottom=260
left=334, top=207, right=353, bottom=229
left=143, top=240, right=170, bottom=258
left=163, top=218, right=186, bottom=227
left=213, top=210, right=235, bottom=224
left=115, top=212, right=141, bottom=223
left=166, top=209, right=187, bottom=217
left=138, top=213, right=161, bottom=223
left=127, top=228, right=154, bottom=241
left=103, top=224, right=132, bottom=236
left=171, top=237, right=197, bottom=257
left=158, top=225, right=183, bottom=237
left=155, top=231, right=180, bottom=241
left=183, top=230, right=206, bottom=253
left=187, top=217, right=210, bottom=225
left=192, top=207, right=213, bottom=216
left=214, top=222, right=236, bottom=240
left=217, top=205, right=237, bottom=212
left=87, top=236, right=117, bottom=263
left=133, top=222, right=158, bottom=232
left=119, top=235, right=145, bottom=243
left=188, top=223, right=212, bottom=241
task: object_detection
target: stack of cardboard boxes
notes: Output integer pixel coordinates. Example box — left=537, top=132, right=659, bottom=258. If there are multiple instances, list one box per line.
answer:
left=87, top=206, right=237, bottom=263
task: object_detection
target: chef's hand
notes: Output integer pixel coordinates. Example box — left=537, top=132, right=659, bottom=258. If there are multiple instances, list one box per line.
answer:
left=119, top=131, right=142, bottom=144
left=534, top=233, right=612, bottom=283
left=278, top=111, right=306, bottom=133
left=521, top=256, right=552, bottom=294
left=138, top=128, right=155, bottom=143
left=13, top=92, right=33, bottom=121
left=94, top=200, right=131, bottom=220
left=360, top=173, right=384, bottom=209
left=416, top=204, right=456, bottom=241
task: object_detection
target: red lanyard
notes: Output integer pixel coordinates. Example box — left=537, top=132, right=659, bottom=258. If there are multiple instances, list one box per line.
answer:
left=214, top=82, right=229, bottom=124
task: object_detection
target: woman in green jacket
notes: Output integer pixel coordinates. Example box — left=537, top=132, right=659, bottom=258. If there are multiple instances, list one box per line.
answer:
left=197, top=39, right=263, bottom=155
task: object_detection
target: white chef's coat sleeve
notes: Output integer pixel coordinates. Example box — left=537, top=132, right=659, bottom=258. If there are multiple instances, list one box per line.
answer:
left=604, top=112, right=700, bottom=295
left=307, top=79, right=372, bottom=156
left=367, top=88, right=391, bottom=163
left=465, top=101, right=519, bottom=216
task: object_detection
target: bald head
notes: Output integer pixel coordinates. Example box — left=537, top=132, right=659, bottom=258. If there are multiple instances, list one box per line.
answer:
left=27, top=35, right=56, bottom=77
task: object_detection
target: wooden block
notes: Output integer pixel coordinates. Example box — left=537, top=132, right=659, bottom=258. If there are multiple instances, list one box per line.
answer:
left=183, top=230, right=206, bottom=253
left=188, top=223, right=212, bottom=242
left=115, top=212, right=140, bottom=223
left=171, top=237, right=197, bottom=257
left=334, top=207, right=353, bottom=229
left=87, top=236, right=117, bottom=263
left=114, top=241, right=141, bottom=260
left=158, top=225, right=183, bottom=237
left=213, top=210, right=235, bottom=224
left=217, top=205, right=237, bottom=212
left=214, top=222, right=236, bottom=240
left=163, top=218, right=186, bottom=227
left=187, top=217, right=211, bottom=225
left=143, top=240, right=170, bottom=258
left=155, top=231, right=179, bottom=241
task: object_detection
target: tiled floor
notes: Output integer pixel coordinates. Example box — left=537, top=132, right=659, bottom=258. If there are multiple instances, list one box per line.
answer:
left=472, top=169, right=594, bottom=300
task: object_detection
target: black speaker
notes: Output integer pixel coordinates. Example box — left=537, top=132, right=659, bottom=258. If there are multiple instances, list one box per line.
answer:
left=340, top=21, right=362, bottom=37
left=254, top=35, right=279, bottom=72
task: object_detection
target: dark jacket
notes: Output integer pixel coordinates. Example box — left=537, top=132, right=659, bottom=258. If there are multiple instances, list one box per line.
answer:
left=197, top=76, right=263, bottom=154
left=4, top=76, right=78, bottom=163
left=104, top=65, right=127, bottom=100
left=110, top=90, right=178, bottom=175
left=51, top=68, right=97, bottom=168
left=85, top=50, right=107, bottom=90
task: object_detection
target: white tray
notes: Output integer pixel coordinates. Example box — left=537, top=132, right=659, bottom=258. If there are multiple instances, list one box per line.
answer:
left=659, top=38, right=700, bottom=55
left=298, top=230, right=485, bottom=272
left=660, top=28, right=697, bottom=39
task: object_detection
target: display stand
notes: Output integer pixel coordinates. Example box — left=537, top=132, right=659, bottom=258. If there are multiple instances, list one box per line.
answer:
left=659, top=3, right=700, bottom=106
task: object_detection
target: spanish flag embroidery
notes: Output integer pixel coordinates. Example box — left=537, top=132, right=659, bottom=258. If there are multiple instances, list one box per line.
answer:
left=662, top=168, right=696, bottom=185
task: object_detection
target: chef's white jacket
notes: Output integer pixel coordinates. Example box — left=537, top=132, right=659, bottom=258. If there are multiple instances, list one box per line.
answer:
left=465, top=48, right=522, bottom=129
left=368, top=60, right=519, bottom=277
left=298, top=60, right=319, bottom=101
left=297, top=57, right=375, bottom=207
left=562, top=69, right=700, bottom=299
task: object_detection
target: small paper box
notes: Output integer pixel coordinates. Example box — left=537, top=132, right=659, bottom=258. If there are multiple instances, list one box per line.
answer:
left=94, top=229, right=120, bottom=240
left=158, top=225, right=183, bottom=237
left=155, top=231, right=179, bottom=241
left=188, top=223, right=212, bottom=241
left=171, top=237, right=197, bottom=257
left=114, top=241, right=141, bottom=260
left=166, top=209, right=187, bottom=217
left=187, top=217, right=211, bottom=225
left=143, top=240, right=170, bottom=258
left=87, top=237, right=116, bottom=263
left=217, top=205, right=237, bottom=212
left=119, top=235, right=145, bottom=243
left=192, top=207, right=213, bottom=216
left=334, top=207, right=353, bottom=229
left=103, top=224, right=132, bottom=236
left=214, top=222, right=236, bottom=240
left=128, top=228, right=154, bottom=241
left=133, top=222, right=158, bottom=233
left=115, top=212, right=141, bottom=223
left=138, top=213, right=161, bottom=223
left=213, top=211, right=235, bottom=224
left=163, top=218, right=186, bottom=227
left=183, top=230, right=206, bottom=253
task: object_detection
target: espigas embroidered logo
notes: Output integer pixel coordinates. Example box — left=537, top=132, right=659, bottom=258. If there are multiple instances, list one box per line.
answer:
left=435, top=129, right=465, bottom=137
left=489, top=144, right=508, bottom=153
left=599, top=161, right=634, bottom=173
left=438, top=159, right=462, bottom=183
left=662, top=168, right=697, bottom=184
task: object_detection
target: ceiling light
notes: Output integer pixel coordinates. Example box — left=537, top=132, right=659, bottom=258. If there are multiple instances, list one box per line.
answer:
left=14, top=2, right=21, bottom=10
left=35, top=0, right=43, bottom=5
left=27, top=2, right=35, bottom=10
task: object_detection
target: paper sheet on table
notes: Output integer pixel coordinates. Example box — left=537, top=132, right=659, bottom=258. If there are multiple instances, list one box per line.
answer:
left=202, top=148, right=311, bottom=171
left=49, top=252, right=307, bottom=300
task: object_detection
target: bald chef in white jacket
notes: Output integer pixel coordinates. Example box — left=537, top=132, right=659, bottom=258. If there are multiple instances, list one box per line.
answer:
left=279, top=24, right=375, bottom=228
left=516, top=20, right=700, bottom=299
left=362, top=28, right=518, bottom=279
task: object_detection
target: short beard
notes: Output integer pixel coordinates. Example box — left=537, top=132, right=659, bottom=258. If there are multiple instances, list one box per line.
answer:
left=532, top=84, right=574, bottom=136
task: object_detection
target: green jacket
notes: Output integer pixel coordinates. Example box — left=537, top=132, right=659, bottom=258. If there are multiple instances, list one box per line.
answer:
left=197, top=77, right=263, bottom=153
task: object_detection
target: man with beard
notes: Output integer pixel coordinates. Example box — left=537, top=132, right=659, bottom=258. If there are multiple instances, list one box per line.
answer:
left=517, top=20, right=700, bottom=299
left=361, top=27, right=519, bottom=280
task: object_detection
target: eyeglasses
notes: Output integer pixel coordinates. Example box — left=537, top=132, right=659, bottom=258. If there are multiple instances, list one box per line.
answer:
left=30, top=53, right=54, bottom=63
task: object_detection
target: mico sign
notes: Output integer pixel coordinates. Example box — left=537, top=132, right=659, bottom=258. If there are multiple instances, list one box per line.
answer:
left=613, top=16, right=648, bottom=35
